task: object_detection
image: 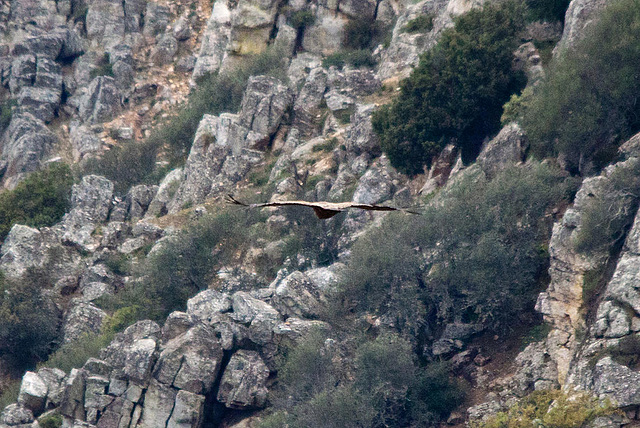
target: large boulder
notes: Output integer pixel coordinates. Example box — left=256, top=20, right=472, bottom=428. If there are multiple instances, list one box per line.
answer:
left=593, top=356, right=640, bottom=407
left=345, top=104, right=380, bottom=156
left=231, top=291, right=281, bottom=345
left=192, top=1, right=232, bottom=80
left=153, top=324, right=224, bottom=394
left=17, top=371, right=48, bottom=415
left=217, top=350, right=269, bottom=409
left=1, top=403, right=34, bottom=425
left=477, top=123, right=527, bottom=178
left=271, top=271, right=327, bottom=319
left=86, top=0, right=125, bottom=48
left=78, top=76, right=123, bottom=124
left=0, top=112, right=57, bottom=189
left=55, top=175, right=114, bottom=251
left=63, top=303, right=107, bottom=343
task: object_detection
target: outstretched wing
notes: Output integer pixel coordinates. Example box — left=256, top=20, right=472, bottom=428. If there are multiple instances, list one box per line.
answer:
left=226, top=195, right=419, bottom=219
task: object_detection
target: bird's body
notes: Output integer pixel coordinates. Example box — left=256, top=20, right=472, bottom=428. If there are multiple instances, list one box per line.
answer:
left=226, top=195, right=419, bottom=219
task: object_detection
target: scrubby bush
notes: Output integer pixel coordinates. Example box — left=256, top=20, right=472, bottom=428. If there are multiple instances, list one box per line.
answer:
left=343, top=18, right=386, bottom=50
left=0, top=162, right=73, bottom=241
left=0, top=99, right=15, bottom=133
left=83, top=140, right=158, bottom=194
left=402, top=14, right=434, bottom=33
left=288, top=9, right=315, bottom=29
left=339, top=163, right=575, bottom=334
left=322, top=49, right=376, bottom=69
left=522, top=0, right=640, bottom=172
left=0, top=271, right=60, bottom=370
left=478, top=390, right=616, bottom=428
left=525, top=0, right=570, bottom=22
left=149, top=46, right=288, bottom=164
left=263, top=331, right=464, bottom=428
left=89, top=53, right=113, bottom=79
left=39, top=414, right=63, bottom=428
left=372, top=1, right=526, bottom=174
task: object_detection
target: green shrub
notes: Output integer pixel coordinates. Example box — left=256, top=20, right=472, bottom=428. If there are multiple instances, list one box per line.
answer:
left=0, top=99, right=15, bottom=133
left=339, top=163, right=573, bottom=333
left=0, top=271, right=60, bottom=370
left=322, top=49, right=376, bottom=69
left=478, top=390, right=617, bottom=428
left=402, top=14, right=434, bottom=33
left=0, top=162, right=73, bottom=242
left=289, top=9, right=315, bottom=29
left=409, top=362, right=466, bottom=420
left=501, top=86, right=534, bottom=126
left=0, top=380, right=20, bottom=412
left=343, top=19, right=386, bottom=50
left=39, top=332, right=113, bottom=373
left=149, top=46, right=288, bottom=164
left=372, top=1, right=526, bottom=174
left=39, top=414, right=63, bottom=428
left=90, top=53, right=113, bottom=79
left=83, top=140, right=158, bottom=194
left=522, top=0, right=640, bottom=172
left=525, top=0, right=570, bottom=23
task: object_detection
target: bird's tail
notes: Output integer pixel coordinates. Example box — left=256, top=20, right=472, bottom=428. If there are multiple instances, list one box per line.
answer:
left=225, top=194, right=248, bottom=207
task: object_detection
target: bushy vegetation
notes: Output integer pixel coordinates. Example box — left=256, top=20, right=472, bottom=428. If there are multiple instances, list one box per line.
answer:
left=0, top=270, right=59, bottom=371
left=261, top=332, right=465, bottom=428
left=84, top=46, right=288, bottom=192
left=522, top=0, right=640, bottom=173
left=0, top=99, right=15, bottom=134
left=322, top=18, right=389, bottom=69
left=148, top=46, right=288, bottom=164
left=525, top=0, right=570, bottom=22
left=372, top=1, right=526, bottom=174
left=322, top=50, right=375, bottom=69
left=0, top=162, right=73, bottom=241
left=477, top=390, right=616, bottom=428
left=574, top=159, right=640, bottom=254
left=338, top=163, right=576, bottom=334
left=83, top=140, right=158, bottom=194
left=288, top=9, right=315, bottom=30
left=89, top=53, right=113, bottom=79
left=402, top=14, right=434, bottom=33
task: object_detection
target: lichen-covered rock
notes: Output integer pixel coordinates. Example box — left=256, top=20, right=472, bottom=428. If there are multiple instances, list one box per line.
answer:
left=63, top=303, right=107, bottom=343
left=36, top=367, right=66, bottom=409
left=145, top=168, right=183, bottom=218
left=125, top=184, right=158, bottom=221
left=231, top=291, right=281, bottom=345
left=556, top=0, right=608, bottom=53
left=292, top=67, right=328, bottom=138
left=186, top=289, right=233, bottom=323
left=153, top=324, right=223, bottom=394
left=17, top=372, right=48, bottom=415
left=143, top=2, right=171, bottom=36
left=477, top=123, right=527, bottom=178
left=59, top=369, right=87, bottom=421
left=0, top=112, right=57, bottom=189
left=137, top=379, right=177, bottom=428
left=151, top=33, right=178, bottom=65
left=192, top=1, right=232, bottom=81
left=86, top=0, right=125, bottom=48
left=55, top=175, right=114, bottom=251
left=167, top=390, right=205, bottom=428
left=217, top=350, right=269, bottom=409
left=1, top=403, right=34, bottom=425
left=352, top=157, right=398, bottom=205
left=593, top=356, right=640, bottom=407
left=271, top=271, right=327, bottom=319
left=345, top=104, right=380, bottom=156
left=78, top=76, right=122, bottom=124
left=100, top=320, right=161, bottom=373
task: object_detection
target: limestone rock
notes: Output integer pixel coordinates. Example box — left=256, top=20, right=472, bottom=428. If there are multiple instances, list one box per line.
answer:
left=146, top=168, right=183, bottom=218
left=100, top=320, right=161, bottom=373
left=271, top=270, right=326, bottom=319
left=186, top=289, right=233, bottom=323
left=143, top=3, right=171, bottom=36
left=59, top=369, right=87, bottom=420
left=137, top=379, right=177, bottom=428
left=78, top=77, right=122, bottom=124
left=1, top=403, right=34, bottom=425
left=126, top=185, right=158, bottom=221
left=153, top=324, right=223, bottom=394
left=352, top=158, right=397, bottom=205
left=593, top=356, right=640, bottom=407
left=36, top=368, right=66, bottom=409
left=63, top=303, right=107, bottom=343
left=86, top=0, right=125, bottom=48
left=217, top=350, right=269, bottom=409
left=0, top=112, right=57, bottom=189
left=477, top=123, right=528, bottom=178
left=17, top=372, right=48, bottom=415
left=557, top=0, right=608, bottom=53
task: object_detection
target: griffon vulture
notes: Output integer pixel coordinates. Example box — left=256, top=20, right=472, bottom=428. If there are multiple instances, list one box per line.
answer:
left=226, top=194, right=419, bottom=219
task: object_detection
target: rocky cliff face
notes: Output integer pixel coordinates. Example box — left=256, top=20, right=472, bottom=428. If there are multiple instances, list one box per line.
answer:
left=0, top=0, right=637, bottom=425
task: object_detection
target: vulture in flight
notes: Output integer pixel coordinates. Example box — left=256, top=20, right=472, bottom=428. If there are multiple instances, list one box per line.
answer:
left=226, top=194, right=419, bottom=219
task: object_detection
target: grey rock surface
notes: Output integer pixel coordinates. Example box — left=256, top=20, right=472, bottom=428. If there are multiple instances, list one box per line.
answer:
left=217, top=350, right=269, bottom=409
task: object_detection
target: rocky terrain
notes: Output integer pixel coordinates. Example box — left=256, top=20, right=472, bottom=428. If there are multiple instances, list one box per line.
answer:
left=0, top=0, right=639, bottom=426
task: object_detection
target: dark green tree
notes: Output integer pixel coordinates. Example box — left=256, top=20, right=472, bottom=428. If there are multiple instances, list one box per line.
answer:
left=372, top=1, right=526, bottom=174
